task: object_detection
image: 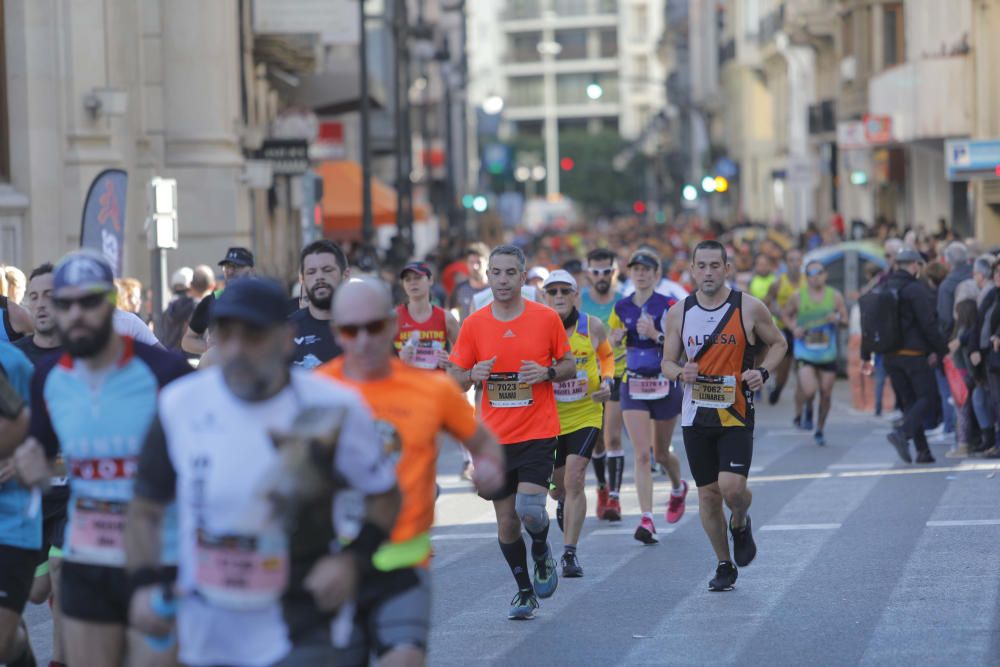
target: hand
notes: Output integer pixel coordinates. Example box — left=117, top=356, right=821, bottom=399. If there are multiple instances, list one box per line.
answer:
left=14, top=439, right=50, bottom=489
left=129, top=585, right=175, bottom=637
left=861, top=360, right=874, bottom=376
left=681, top=361, right=700, bottom=384
left=743, top=369, right=766, bottom=392
left=399, top=344, right=417, bottom=365
left=992, top=336, right=1000, bottom=352
left=471, top=454, right=504, bottom=497
left=518, top=360, right=548, bottom=385
left=928, top=353, right=939, bottom=368
left=0, top=458, right=15, bottom=484
left=590, top=380, right=612, bottom=404
left=609, top=328, right=626, bottom=346
left=304, top=554, right=360, bottom=612
left=469, top=357, right=497, bottom=382
left=948, top=338, right=960, bottom=353
left=970, top=351, right=982, bottom=367
left=436, top=350, right=451, bottom=370
left=635, top=313, right=658, bottom=339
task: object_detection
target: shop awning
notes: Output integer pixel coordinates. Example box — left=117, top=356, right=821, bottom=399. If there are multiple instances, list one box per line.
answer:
left=317, top=161, right=427, bottom=239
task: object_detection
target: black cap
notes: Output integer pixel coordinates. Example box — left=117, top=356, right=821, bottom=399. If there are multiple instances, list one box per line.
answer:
left=218, top=247, right=255, bottom=267
left=562, top=259, right=583, bottom=274
left=627, top=252, right=659, bottom=270
left=210, top=278, right=288, bottom=328
left=399, top=262, right=432, bottom=279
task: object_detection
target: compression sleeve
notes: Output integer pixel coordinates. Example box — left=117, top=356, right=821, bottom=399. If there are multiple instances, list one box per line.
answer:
left=597, top=339, right=615, bottom=379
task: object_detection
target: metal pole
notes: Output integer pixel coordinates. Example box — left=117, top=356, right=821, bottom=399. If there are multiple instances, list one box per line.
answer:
left=394, top=0, right=414, bottom=250
left=442, top=56, right=458, bottom=243
left=150, top=247, right=168, bottom=333
left=359, top=0, right=374, bottom=253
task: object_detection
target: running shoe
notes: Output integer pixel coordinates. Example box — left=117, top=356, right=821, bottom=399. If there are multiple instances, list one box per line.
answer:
left=665, top=479, right=689, bottom=524
left=708, top=561, right=738, bottom=592
left=730, top=514, right=757, bottom=567
left=814, top=430, right=826, bottom=446
left=532, top=545, right=559, bottom=598
left=633, top=516, right=658, bottom=545
left=603, top=496, right=622, bottom=522
left=793, top=415, right=802, bottom=429
left=561, top=551, right=583, bottom=578
left=887, top=429, right=912, bottom=463
left=801, top=415, right=814, bottom=431
left=595, top=487, right=609, bottom=520
left=460, top=461, right=474, bottom=482
left=768, top=387, right=781, bottom=405
left=915, top=449, right=936, bottom=464
left=508, top=589, right=539, bottom=620
left=556, top=499, right=564, bottom=532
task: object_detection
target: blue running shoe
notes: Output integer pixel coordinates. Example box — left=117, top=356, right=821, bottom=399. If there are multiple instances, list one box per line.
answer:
left=532, top=545, right=559, bottom=598
left=508, top=589, right=539, bottom=620
left=814, top=430, right=826, bottom=446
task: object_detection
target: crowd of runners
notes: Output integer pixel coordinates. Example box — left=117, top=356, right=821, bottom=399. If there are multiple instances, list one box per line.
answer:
left=0, top=215, right=989, bottom=665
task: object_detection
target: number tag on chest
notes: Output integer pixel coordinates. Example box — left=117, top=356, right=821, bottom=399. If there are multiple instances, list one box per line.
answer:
left=195, top=530, right=289, bottom=611
left=628, top=374, right=671, bottom=400
left=69, top=498, right=127, bottom=564
left=692, top=374, right=737, bottom=408
left=486, top=372, right=534, bottom=408
left=408, top=341, right=442, bottom=370
left=554, top=371, right=588, bottom=403
left=804, top=328, right=831, bottom=350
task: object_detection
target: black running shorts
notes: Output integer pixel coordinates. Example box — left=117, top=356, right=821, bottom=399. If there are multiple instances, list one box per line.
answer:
left=608, top=377, right=623, bottom=402
left=797, top=359, right=838, bottom=374
left=61, top=561, right=176, bottom=624
left=682, top=426, right=754, bottom=487
left=0, top=545, right=38, bottom=613
left=554, top=427, right=600, bottom=468
left=478, top=438, right=557, bottom=501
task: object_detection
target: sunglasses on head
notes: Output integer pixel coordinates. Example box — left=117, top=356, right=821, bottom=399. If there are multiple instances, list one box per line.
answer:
left=51, top=292, right=110, bottom=312
left=337, top=318, right=390, bottom=339
left=588, top=267, right=613, bottom=277
left=545, top=287, right=575, bottom=296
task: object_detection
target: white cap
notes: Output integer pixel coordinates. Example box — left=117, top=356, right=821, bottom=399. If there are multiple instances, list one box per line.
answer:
left=541, top=269, right=577, bottom=291
left=170, top=267, right=193, bottom=289
left=527, top=266, right=550, bottom=282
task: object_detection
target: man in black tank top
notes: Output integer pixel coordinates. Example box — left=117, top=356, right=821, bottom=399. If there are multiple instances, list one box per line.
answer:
left=662, top=241, right=787, bottom=592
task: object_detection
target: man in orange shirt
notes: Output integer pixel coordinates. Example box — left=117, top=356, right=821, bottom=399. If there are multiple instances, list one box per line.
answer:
left=448, top=245, right=576, bottom=620
left=318, top=278, right=504, bottom=665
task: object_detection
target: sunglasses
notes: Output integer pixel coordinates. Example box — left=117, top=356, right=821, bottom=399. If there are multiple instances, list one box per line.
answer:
left=588, top=268, right=614, bottom=277
left=806, top=268, right=825, bottom=277
left=52, top=292, right=110, bottom=312
left=545, top=287, right=575, bottom=296
left=337, top=318, right=390, bottom=339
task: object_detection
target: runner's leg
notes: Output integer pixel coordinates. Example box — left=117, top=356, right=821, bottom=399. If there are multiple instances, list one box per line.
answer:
left=652, top=417, right=682, bottom=490
left=623, top=410, right=654, bottom=513
left=798, top=364, right=819, bottom=408
left=604, top=398, right=625, bottom=502
left=50, top=555, right=67, bottom=665
left=0, top=609, right=29, bottom=664
left=817, top=370, right=836, bottom=431
left=562, top=454, right=589, bottom=548
left=493, top=496, right=532, bottom=592
left=719, top=471, right=752, bottom=529
left=62, top=618, right=126, bottom=667
left=697, top=483, right=731, bottom=562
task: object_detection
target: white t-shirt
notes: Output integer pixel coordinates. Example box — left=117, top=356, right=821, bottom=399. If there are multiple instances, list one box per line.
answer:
left=113, top=309, right=161, bottom=347
left=157, top=368, right=396, bottom=667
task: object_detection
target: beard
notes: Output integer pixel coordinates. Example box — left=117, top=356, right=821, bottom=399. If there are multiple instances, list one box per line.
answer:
left=222, top=355, right=288, bottom=401
left=593, top=279, right=611, bottom=295
left=60, top=314, right=113, bottom=358
left=306, top=283, right=333, bottom=311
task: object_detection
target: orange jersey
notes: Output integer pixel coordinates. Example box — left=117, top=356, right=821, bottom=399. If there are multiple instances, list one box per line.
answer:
left=450, top=299, right=571, bottom=445
left=318, top=358, right=477, bottom=569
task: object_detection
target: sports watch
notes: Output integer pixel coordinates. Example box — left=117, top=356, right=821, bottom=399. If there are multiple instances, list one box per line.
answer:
left=547, top=366, right=557, bottom=381
left=756, top=367, right=770, bottom=383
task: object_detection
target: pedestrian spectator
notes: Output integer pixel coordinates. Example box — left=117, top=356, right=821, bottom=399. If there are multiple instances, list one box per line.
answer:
left=949, top=298, right=987, bottom=458
left=116, top=276, right=144, bottom=316
left=938, top=241, right=973, bottom=337
left=4, top=265, right=26, bottom=304
left=157, top=266, right=196, bottom=352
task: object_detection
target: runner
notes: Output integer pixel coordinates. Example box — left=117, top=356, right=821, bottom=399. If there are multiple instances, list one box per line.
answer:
left=580, top=248, right=626, bottom=520
left=289, top=240, right=348, bottom=368
left=448, top=244, right=575, bottom=620
left=320, top=278, right=504, bottom=664
left=0, top=287, right=32, bottom=343
left=541, top=270, right=614, bottom=577
left=182, top=247, right=255, bottom=356
left=123, top=277, right=400, bottom=666
left=609, top=249, right=687, bottom=545
left=766, top=248, right=804, bottom=405
left=449, top=243, right=490, bottom=322
left=394, top=261, right=459, bottom=371
left=661, top=240, right=787, bottom=592
left=12, top=250, right=191, bottom=667
left=782, top=260, right=848, bottom=446
left=0, top=341, right=38, bottom=667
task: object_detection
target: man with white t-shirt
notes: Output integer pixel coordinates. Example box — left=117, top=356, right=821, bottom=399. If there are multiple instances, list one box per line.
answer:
left=125, top=278, right=400, bottom=667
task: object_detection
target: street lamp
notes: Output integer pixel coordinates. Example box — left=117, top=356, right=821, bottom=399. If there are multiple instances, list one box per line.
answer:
left=586, top=83, right=604, bottom=101
left=482, top=95, right=505, bottom=115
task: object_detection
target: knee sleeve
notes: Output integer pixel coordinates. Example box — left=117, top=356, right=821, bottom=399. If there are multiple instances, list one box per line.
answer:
left=514, top=492, right=549, bottom=532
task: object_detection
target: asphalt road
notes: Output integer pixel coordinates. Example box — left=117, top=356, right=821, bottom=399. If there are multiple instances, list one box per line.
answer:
left=25, top=383, right=1000, bottom=666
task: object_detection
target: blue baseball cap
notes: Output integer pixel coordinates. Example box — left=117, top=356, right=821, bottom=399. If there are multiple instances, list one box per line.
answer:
left=209, top=277, right=288, bottom=328
left=52, top=250, right=116, bottom=296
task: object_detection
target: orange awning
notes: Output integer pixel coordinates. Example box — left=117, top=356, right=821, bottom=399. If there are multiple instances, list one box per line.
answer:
left=317, top=161, right=427, bottom=239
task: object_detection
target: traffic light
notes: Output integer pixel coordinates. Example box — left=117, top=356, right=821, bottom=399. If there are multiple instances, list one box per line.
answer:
left=462, top=194, right=475, bottom=209
left=714, top=176, right=729, bottom=193
left=632, top=200, right=647, bottom=215
left=560, top=157, right=575, bottom=172
left=472, top=195, right=488, bottom=212
left=682, top=185, right=699, bottom=201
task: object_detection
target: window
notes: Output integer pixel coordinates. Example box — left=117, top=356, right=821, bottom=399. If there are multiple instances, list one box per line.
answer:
left=599, top=28, right=618, bottom=58
left=0, top=0, right=9, bottom=183
left=506, top=0, right=541, bottom=21
left=842, top=10, right=854, bottom=58
left=883, top=2, right=905, bottom=67
left=508, top=32, right=542, bottom=63
left=557, top=73, right=591, bottom=105
left=631, top=5, right=648, bottom=41
left=508, top=76, right=544, bottom=107
left=555, top=29, right=587, bottom=60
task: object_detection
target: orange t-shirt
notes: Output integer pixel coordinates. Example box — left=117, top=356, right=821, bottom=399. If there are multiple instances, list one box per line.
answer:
left=449, top=299, right=571, bottom=445
left=317, top=358, right=477, bottom=560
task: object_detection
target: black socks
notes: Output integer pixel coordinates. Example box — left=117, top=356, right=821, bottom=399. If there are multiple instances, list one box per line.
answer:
left=499, top=538, right=533, bottom=591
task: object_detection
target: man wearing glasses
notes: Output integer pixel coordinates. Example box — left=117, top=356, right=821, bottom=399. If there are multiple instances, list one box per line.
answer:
left=13, top=249, right=191, bottom=667
left=448, top=245, right=576, bottom=620
left=782, top=261, right=848, bottom=446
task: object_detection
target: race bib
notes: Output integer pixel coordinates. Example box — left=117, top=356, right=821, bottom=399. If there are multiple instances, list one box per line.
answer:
left=407, top=341, right=443, bottom=370
left=69, top=498, right=127, bottom=564
left=804, top=328, right=831, bottom=350
left=486, top=372, right=533, bottom=408
left=554, top=371, right=588, bottom=403
left=195, top=530, right=289, bottom=611
left=628, top=374, right=671, bottom=401
left=692, top=374, right=737, bottom=408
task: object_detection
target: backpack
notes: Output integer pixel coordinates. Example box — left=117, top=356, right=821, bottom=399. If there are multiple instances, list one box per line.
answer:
left=860, top=285, right=902, bottom=353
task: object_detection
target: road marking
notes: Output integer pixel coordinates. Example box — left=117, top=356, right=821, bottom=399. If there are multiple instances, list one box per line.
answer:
left=926, top=519, right=1000, bottom=527
left=431, top=532, right=497, bottom=541
left=753, top=472, right=835, bottom=483
left=588, top=526, right=678, bottom=537
left=761, top=429, right=809, bottom=437
left=838, top=463, right=999, bottom=478
left=827, top=462, right=895, bottom=470
left=760, top=523, right=842, bottom=531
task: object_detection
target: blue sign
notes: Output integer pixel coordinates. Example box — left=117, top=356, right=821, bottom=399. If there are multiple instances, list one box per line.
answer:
left=80, top=169, right=128, bottom=277
left=714, top=157, right=738, bottom=179
left=483, top=143, right=511, bottom=175
left=945, top=139, right=1000, bottom=181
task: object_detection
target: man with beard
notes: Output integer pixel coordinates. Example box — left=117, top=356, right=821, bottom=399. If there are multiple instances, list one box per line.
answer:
left=125, top=278, right=400, bottom=667
left=661, top=240, right=787, bottom=592
left=289, top=240, right=348, bottom=369
left=448, top=245, right=575, bottom=620
left=13, top=249, right=191, bottom=667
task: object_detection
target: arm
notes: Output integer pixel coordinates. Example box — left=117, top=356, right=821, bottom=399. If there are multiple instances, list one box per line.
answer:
left=8, top=301, right=33, bottom=334
left=445, top=311, right=460, bottom=348
left=782, top=293, right=800, bottom=336
left=591, top=318, right=615, bottom=380
left=661, top=304, right=692, bottom=382
left=833, top=292, right=849, bottom=328
left=937, top=280, right=955, bottom=338
left=0, top=408, right=29, bottom=459
left=181, top=326, right=208, bottom=355
left=550, top=353, right=576, bottom=382
left=744, top=295, right=788, bottom=390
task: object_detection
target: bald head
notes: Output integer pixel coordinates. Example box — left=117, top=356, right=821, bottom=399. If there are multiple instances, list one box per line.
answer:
left=332, top=278, right=394, bottom=324
left=333, top=278, right=397, bottom=376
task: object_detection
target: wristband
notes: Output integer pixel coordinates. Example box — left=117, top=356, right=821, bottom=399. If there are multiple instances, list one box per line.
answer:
left=756, top=367, right=770, bottom=383
left=342, top=521, right=390, bottom=573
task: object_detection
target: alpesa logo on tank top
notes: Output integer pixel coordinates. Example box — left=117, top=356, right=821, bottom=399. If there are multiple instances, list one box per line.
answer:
left=687, top=332, right=738, bottom=347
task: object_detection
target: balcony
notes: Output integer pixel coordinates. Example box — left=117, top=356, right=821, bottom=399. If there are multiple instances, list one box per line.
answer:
left=808, top=99, right=836, bottom=135
left=502, top=0, right=619, bottom=29
left=868, top=56, right=971, bottom=142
